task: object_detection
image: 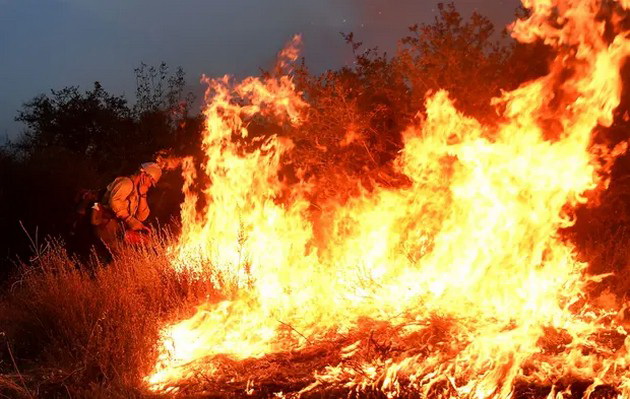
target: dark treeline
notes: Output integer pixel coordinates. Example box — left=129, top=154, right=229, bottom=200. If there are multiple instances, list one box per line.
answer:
left=1, top=2, right=629, bottom=289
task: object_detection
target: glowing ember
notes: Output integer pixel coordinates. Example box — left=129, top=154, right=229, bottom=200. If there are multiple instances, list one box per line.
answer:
left=147, top=1, right=630, bottom=397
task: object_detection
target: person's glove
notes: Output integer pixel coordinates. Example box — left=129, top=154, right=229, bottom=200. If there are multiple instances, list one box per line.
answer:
left=125, top=217, right=149, bottom=232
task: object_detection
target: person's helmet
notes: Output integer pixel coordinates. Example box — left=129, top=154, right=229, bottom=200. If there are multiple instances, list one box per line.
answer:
left=140, top=162, right=162, bottom=186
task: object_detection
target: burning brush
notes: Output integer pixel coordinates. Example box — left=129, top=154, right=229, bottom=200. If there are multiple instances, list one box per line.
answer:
left=144, top=0, right=630, bottom=398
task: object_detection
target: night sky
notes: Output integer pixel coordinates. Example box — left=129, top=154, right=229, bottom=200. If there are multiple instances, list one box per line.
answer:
left=0, top=0, right=520, bottom=140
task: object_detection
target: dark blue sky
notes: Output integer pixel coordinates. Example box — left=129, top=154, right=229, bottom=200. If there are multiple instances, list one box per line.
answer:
left=0, top=0, right=519, bottom=140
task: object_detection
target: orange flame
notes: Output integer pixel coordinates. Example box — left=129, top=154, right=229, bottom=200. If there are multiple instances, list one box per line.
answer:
left=147, top=1, right=630, bottom=397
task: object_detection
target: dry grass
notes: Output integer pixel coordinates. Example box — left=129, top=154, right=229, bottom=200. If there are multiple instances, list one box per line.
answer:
left=0, top=233, right=213, bottom=398
left=0, top=228, right=628, bottom=398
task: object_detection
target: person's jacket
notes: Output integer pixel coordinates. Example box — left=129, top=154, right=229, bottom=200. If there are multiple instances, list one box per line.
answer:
left=102, top=177, right=149, bottom=222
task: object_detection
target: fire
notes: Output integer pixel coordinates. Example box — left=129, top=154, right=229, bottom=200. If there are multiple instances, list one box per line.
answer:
left=147, top=1, right=630, bottom=397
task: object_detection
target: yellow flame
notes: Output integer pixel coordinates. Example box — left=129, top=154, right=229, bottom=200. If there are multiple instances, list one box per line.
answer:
left=147, top=1, right=630, bottom=397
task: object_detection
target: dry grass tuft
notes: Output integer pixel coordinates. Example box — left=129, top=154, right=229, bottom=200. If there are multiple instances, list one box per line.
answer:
left=0, top=233, right=213, bottom=398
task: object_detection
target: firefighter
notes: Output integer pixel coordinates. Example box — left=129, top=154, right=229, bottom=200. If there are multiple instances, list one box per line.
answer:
left=92, top=162, right=162, bottom=253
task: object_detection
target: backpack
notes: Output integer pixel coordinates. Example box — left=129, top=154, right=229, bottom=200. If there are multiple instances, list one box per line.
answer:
left=74, top=188, right=106, bottom=217
left=71, top=188, right=107, bottom=231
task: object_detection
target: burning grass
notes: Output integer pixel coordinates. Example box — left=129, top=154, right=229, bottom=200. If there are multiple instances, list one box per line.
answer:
left=0, top=230, right=627, bottom=398
left=141, top=308, right=630, bottom=399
